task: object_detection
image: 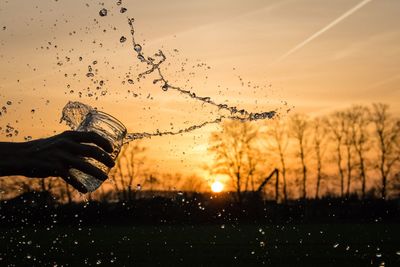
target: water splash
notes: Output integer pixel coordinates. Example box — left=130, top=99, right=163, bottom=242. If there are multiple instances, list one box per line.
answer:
left=60, top=101, right=94, bottom=130
left=60, top=18, right=277, bottom=141
left=126, top=18, right=276, bottom=121
left=99, top=8, right=108, bottom=17
left=61, top=101, right=274, bottom=143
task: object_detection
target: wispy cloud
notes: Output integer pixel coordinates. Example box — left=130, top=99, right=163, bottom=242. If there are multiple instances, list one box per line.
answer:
left=274, top=0, right=374, bottom=64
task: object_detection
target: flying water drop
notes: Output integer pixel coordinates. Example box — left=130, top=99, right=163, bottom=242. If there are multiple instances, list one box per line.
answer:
left=99, top=8, right=108, bottom=17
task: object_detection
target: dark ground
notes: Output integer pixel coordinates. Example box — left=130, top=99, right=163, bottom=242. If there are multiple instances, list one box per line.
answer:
left=0, top=223, right=399, bottom=266
left=0, top=193, right=400, bottom=266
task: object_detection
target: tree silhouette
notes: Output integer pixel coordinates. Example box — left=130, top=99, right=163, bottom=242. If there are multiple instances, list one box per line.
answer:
left=208, top=121, right=263, bottom=203
left=326, top=111, right=346, bottom=197
left=371, top=103, right=400, bottom=199
left=109, top=141, right=147, bottom=201
left=265, top=118, right=289, bottom=202
left=312, top=117, right=328, bottom=199
left=290, top=114, right=309, bottom=200
left=348, top=105, right=370, bottom=199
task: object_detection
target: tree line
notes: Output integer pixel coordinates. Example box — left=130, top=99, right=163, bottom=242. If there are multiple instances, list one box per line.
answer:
left=208, top=103, right=400, bottom=202
left=0, top=103, right=399, bottom=204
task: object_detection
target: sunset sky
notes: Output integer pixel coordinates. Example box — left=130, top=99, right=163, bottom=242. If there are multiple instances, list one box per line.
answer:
left=1, top=0, right=399, bottom=182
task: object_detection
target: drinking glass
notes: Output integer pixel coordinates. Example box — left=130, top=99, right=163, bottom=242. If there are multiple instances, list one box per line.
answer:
left=69, top=110, right=127, bottom=192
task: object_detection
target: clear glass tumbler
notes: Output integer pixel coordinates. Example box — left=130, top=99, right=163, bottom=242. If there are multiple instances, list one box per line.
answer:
left=69, top=110, right=127, bottom=192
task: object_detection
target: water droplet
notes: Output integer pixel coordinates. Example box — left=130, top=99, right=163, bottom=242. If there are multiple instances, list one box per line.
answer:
left=333, top=243, right=339, bottom=248
left=220, top=224, right=225, bottom=229
left=6, top=101, right=12, bottom=105
left=99, top=8, right=107, bottom=17
left=127, top=79, right=134, bottom=84
left=86, top=73, right=94, bottom=77
left=162, top=84, right=169, bottom=91
left=120, top=7, right=127, bottom=13
left=134, top=44, right=142, bottom=52
left=259, top=241, right=265, bottom=247
left=120, top=36, right=126, bottom=43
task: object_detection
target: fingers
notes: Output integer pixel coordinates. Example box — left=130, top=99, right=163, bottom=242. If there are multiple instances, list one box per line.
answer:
left=62, top=131, right=113, bottom=153
left=61, top=171, right=88, bottom=193
left=60, top=154, right=108, bottom=181
left=65, top=142, right=115, bottom=168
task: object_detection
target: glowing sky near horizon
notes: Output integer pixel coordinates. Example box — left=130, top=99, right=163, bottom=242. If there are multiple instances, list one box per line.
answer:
left=0, top=0, right=399, bottom=178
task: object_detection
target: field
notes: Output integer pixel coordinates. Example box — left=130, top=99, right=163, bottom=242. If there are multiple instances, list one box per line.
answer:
left=1, top=223, right=399, bottom=266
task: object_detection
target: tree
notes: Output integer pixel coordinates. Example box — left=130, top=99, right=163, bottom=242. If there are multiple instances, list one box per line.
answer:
left=109, top=141, right=147, bottom=202
left=326, top=111, right=346, bottom=197
left=370, top=103, right=400, bottom=199
left=290, top=114, right=309, bottom=200
left=208, top=121, right=264, bottom=203
left=348, top=105, right=370, bottom=199
left=312, top=117, right=328, bottom=199
left=144, top=174, right=159, bottom=192
left=180, top=174, right=208, bottom=192
left=343, top=110, right=356, bottom=198
left=266, top=118, right=289, bottom=202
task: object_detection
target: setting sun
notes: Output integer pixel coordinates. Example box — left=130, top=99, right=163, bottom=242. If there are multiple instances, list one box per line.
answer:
left=211, top=181, right=224, bottom=193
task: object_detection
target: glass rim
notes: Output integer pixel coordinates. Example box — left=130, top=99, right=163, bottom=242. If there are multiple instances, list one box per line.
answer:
left=89, top=110, right=127, bottom=133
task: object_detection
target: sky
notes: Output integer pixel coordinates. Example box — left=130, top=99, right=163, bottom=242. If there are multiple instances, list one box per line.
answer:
left=0, top=0, right=399, bottom=181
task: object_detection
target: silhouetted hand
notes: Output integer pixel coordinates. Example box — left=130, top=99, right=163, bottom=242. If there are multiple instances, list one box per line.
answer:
left=0, top=131, right=115, bottom=193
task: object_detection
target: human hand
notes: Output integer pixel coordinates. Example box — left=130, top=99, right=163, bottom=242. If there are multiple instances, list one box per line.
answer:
left=0, top=131, right=115, bottom=193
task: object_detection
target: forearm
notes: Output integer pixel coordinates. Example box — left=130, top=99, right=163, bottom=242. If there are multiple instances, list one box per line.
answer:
left=0, top=142, right=29, bottom=176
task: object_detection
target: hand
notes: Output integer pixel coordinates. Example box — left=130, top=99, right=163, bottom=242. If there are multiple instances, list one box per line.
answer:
left=0, top=131, right=115, bottom=193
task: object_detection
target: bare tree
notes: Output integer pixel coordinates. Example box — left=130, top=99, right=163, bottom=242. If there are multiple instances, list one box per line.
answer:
left=290, top=114, right=309, bottom=200
left=370, top=103, right=400, bottom=199
left=313, top=117, right=328, bottom=199
left=266, top=118, right=289, bottom=202
left=343, top=110, right=356, bottom=198
left=109, top=141, right=147, bottom=201
left=348, top=105, right=370, bottom=199
left=326, top=112, right=346, bottom=197
left=180, top=174, right=208, bottom=192
left=208, top=121, right=263, bottom=203
left=145, top=174, right=159, bottom=192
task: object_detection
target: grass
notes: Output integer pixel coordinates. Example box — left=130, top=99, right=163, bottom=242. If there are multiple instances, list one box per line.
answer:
left=0, top=223, right=399, bottom=266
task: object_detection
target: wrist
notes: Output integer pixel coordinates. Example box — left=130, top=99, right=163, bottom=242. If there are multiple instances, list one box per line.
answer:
left=0, top=141, right=30, bottom=176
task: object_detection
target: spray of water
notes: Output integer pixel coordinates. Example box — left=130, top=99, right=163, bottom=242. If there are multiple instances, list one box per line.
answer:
left=126, top=18, right=276, bottom=122
left=61, top=18, right=278, bottom=141
left=61, top=101, right=272, bottom=142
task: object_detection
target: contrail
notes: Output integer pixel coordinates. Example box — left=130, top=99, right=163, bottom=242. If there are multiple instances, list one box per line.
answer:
left=275, top=0, right=374, bottom=63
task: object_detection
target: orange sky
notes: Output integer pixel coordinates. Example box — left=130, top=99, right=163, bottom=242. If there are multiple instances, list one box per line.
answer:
left=1, top=0, right=399, bottom=180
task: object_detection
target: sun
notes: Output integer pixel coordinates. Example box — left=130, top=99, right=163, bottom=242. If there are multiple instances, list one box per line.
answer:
left=211, top=181, right=224, bottom=193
